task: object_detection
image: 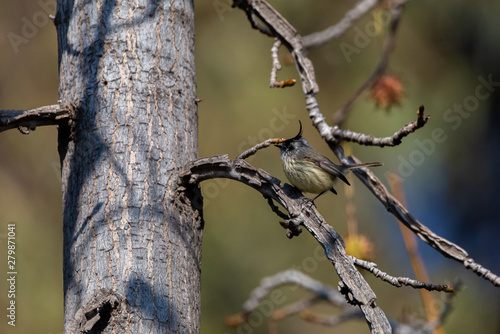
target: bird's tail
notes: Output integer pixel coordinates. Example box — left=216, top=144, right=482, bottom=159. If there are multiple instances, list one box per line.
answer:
left=344, top=161, right=383, bottom=170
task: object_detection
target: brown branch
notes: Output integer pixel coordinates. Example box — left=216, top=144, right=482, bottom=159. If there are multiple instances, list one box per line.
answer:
left=331, top=105, right=430, bottom=147
left=178, top=154, right=391, bottom=332
left=0, top=104, right=72, bottom=134
left=305, top=90, right=500, bottom=287
left=388, top=173, right=445, bottom=333
left=302, top=0, right=380, bottom=49
left=332, top=3, right=405, bottom=125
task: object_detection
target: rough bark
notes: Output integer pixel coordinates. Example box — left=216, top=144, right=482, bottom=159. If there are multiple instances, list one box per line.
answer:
left=55, top=0, right=202, bottom=332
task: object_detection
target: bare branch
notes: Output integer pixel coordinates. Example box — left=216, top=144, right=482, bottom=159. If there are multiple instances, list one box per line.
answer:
left=351, top=256, right=453, bottom=292
left=64, top=289, right=121, bottom=334
left=334, top=150, right=500, bottom=287
left=302, top=0, right=380, bottom=49
left=178, top=155, right=392, bottom=332
left=235, top=137, right=285, bottom=160
left=239, top=0, right=500, bottom=287
left=300, top=309, right=364, bottom=326
left=0, top=104, right=72, bottom=133
left=333, top=3, right=405, bottom=125
left=266, top=197, right=289, bottom=220
left=241, top=270, right=349, bottom=313
left=272, top=297, right=324, bottom=320
left=231, top=1, right=500, bottom=332
left=331, top=105, right=430, bottom=147
left=269, top=39, right=297, bottom=89
left=233, top=0, right=319, bottom=94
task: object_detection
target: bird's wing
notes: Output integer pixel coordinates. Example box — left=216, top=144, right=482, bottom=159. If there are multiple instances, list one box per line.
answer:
left=319, top=160, right=350, bottom=185
left=304, top=154, right=351, bottom=186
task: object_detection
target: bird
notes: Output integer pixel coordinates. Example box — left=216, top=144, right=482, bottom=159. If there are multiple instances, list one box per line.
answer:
left=275, top=121, right=383, bottom=201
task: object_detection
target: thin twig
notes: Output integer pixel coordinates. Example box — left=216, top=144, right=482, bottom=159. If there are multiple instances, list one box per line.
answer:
left=332, top=3, right=405, bottom=125
left=235, top=137, right=285, bottom=161
left=351, top=256, right=453, bottom=292
left=179, top=154, right=391, bottom=331
left=270, top=39, right=282, bottom=87
left=233, top=0, right=319, bottom=94
left=302, top=0, right=380, bottom=49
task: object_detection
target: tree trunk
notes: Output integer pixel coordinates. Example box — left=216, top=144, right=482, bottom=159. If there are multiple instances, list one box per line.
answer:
left=55, top=0, right=202, bottom=332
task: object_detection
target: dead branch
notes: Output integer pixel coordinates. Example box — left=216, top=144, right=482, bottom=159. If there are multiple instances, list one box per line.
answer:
left=232, top=0, right=319, bottom=94
left=64, top=289, right=121, bottom=334
left=331, top=105, right=430, bottom=147
left=233, top=0, right=500, bottom=288
left=351, top=257, right=453, bottom=292
left=235, top=137, right=285, bottom=160
left=229, top=269, right=455, bottom=332
left=0, top=104, right=72, bottom=134
left=178, top=154, right=392, bottom=332
left=302, top=0, right=380, bottom=49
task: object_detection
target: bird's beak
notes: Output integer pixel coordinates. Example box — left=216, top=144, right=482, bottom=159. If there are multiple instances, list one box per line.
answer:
left=274, top=144, right=282, bottom=148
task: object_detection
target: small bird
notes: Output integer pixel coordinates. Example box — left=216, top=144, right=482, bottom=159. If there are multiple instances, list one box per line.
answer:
left=275, top=121, right=383, bottom=201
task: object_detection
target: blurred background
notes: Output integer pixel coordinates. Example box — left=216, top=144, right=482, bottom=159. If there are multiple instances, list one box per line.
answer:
left=1, top=0, right=500, bottom=333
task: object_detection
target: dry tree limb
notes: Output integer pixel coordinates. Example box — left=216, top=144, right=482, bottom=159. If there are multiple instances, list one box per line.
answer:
left=302, top=0, right=380, bottom=49
left=64, top=289, right=121, bottom=334
left=0, top=104, right=72, bottom=134
left=350, top=257, right=453, bottom=292
left=178, top=154, right=392, bottom=332
left=235, top=137, right=285, bottom=160
left=332, top=2, right=406, bottom=125
left=269, top=39, right=297, bottom=89
left=233, top=0, right=500, bottom=289
left=240, top=270, right=349, bottom=313
left=336, top=150, right=500, bottom=287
